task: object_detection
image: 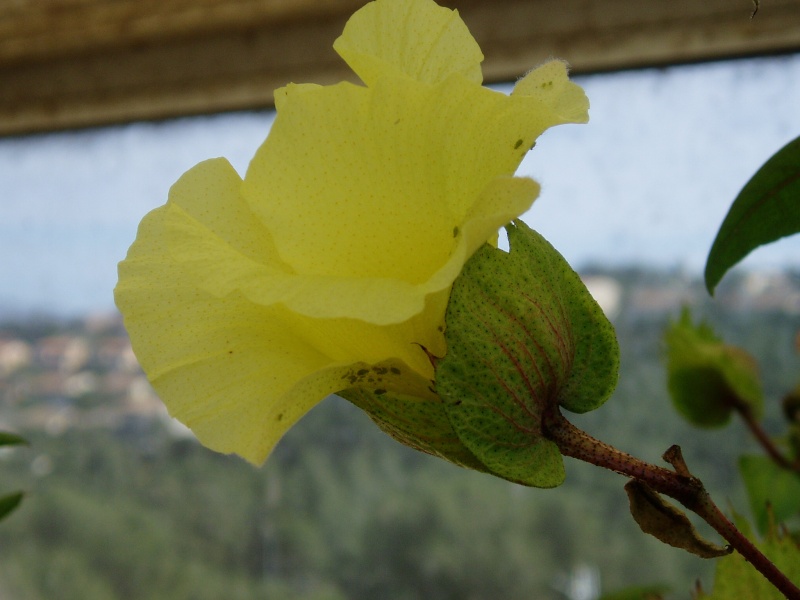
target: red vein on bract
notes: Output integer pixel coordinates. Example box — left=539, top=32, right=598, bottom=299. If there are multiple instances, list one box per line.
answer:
left=521, top=291, right=572, bottom=374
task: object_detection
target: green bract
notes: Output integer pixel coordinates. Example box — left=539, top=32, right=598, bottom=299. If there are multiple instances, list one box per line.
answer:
left=339, top=377, right=489, bottom=474
left=665, top=310, right=763, bottom=428
left=435, top=221, right=619, bottom=487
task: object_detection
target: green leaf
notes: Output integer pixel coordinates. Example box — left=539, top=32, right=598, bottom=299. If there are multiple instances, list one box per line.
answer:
left=739, top=455, right=800, bottom=535
left=625, top=480, right=731, bottom=558
left=436, top=221, right=619, bottom=487
left=0, top=491, right=24, bottom=522
left=705, top=134, right=800, bottom=294
left=0, top=432, right=28, bottom=447
left=697, top=514, right=800, bottom=599
left=665, top=309, right=763, bottom=428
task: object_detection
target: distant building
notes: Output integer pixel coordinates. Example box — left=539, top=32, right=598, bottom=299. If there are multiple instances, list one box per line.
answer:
left=0, top=338, right=32, bottom=376
left=37, top=335, right=90, bottom=373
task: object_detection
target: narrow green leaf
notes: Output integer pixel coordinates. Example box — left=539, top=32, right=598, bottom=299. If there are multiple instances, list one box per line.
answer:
left=739, top=455, right=800, bottom=535
left=705, top=134, right=800, bottom=294
left=665, top=309, right=763, bottom=428
left=436, top=221, right=619, bottom=487
left=0, top=491, right=24, bottom=522
left=0, top=432, right=28, bottom=447
left=625, top=480, right=731, bottom=559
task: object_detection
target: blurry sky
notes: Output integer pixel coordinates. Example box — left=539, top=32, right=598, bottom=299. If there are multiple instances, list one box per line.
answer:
left=1, top=53, right=799, bottom=317
left=521, top=53, right=800, bottom=271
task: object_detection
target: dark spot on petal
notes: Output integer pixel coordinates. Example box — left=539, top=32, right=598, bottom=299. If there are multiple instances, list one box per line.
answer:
left=276, top=413, right=284, bottom=421
left=357, top=369, right=368, bottom=376
left=428, top=385, right=436, bottom=394
left=374, top=389, right=387, bottom=395
left=437, top=326, right=444, bottom=332
left=453, top=226, right=460, bottom=237
left=390, top=367, right=401, bottom=375
left=374, top=367, right=388, bottom=375
left=514, top=138, right=523, bottom=149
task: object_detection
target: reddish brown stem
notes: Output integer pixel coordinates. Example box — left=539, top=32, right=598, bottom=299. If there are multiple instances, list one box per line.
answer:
left=734, top=403, right=800, bottom=473
left=541, top=406, right=800, bottom=600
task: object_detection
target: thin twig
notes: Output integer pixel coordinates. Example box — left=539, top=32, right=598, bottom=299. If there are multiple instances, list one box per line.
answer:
left=734, top=403, right=800, bottom=473
left=541, top=406, right=800, bottom=600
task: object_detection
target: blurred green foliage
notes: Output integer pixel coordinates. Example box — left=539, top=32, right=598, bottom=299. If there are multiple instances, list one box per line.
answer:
left=665, top=310, right=763, bottom=427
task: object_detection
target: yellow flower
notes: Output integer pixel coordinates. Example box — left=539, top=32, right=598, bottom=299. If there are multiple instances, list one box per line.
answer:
left=114, top=0, right=588, bottom=465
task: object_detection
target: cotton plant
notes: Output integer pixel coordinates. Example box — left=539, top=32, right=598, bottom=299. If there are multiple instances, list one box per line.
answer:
left=115, top=0, right=800, bottom=598
left=115, top=0, right=588, bottom=466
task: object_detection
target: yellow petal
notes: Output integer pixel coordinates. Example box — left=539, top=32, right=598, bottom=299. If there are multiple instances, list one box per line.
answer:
left=333, top=0, right=483, bottom=86
left=513, top=60, right=590, bottom=125
left=244, top=73, right=575, bottom=301
left=164, top=196, right=449, bottom=368
left=246, top=80, right=454, bottom=285
left=164, top=157, right=285, bottom=266
left=115, top=159, right=450, bottom=463
left=117, top=242, right=334, bottom=463
left=424, top=176, right=541, bottom=296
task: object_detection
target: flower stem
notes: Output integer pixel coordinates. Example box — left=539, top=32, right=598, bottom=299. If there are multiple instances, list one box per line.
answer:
left=541, top=405, right=800, bottom=600
left=733, top=402, right=800, bottom=473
